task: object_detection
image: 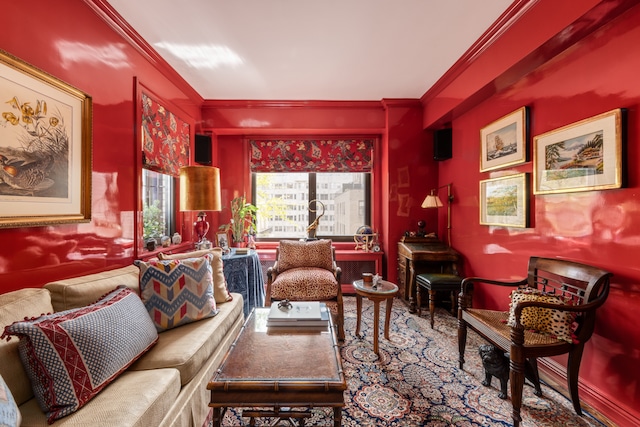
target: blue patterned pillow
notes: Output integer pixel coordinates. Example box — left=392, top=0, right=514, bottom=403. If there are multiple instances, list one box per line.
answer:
left=1, top=287, right=158, bottom=423
left=0, top=374, right=20, bottom=427
left=135, top=255, right=218, bottom=332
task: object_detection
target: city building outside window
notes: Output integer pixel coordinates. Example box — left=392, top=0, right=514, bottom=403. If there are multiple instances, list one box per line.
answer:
left=253, top=172, right=370, bottom=240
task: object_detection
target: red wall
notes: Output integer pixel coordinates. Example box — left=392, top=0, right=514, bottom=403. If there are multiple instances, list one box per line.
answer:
left=425, top=1, right=640, bottom=425
left=0, top=0, right=202, bottom=291
left=0, top=0, right=637, bottom=424
left=202, top=100, right=435, bottom=281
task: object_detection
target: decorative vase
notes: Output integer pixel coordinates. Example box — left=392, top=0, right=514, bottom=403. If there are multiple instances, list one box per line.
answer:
left=145, top=238, right=157, bottom=251
left=172, top=232, right=182, bottom=245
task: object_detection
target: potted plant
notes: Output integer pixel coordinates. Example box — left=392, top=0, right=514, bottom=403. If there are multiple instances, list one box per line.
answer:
left=221, top=196, right=258, bottom=246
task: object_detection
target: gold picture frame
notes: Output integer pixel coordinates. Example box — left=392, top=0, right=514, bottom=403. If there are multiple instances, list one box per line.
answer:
left=533, top=108, right=624, bottom=195
left=480, top=106, right=529, bottom=172
left=480, top=173, right=529, bottom=228
left=0, top=50, right=92, bottom=228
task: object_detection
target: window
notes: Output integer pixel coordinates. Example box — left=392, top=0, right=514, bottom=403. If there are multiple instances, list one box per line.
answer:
left=253, top=172, right=370, bottom=240
left=141, top=169, right=176, bottom=240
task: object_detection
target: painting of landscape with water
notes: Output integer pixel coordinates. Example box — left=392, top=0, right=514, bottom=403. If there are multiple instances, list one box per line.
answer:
left=534, top=108, right=622, bottom=195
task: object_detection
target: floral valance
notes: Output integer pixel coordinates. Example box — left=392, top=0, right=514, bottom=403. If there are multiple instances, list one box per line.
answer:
left=141, top=92, right=190, bottom=177
left=250, top=138, right=374, bottom=173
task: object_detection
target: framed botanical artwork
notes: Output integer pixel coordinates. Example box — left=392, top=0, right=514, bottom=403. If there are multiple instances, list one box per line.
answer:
left=480, top=173, right=529, bottom=228
left=0, top=50, right=92, bottom=228
left=216, top=231, right=229, bottom=251
left=480, top=106, right=529, bottom=172
left=533, top=108, right=624, bottom=195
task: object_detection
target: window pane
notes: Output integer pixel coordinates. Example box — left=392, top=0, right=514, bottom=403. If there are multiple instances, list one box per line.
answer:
left=142, top=169, right=175, bottom=239
left=254, top=172, right=367, bottom=239
left=255, top=173, right=308, bottom=238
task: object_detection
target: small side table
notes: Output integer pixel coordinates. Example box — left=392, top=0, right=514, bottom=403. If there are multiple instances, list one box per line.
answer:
left=353, top=279, right=399, bottom=356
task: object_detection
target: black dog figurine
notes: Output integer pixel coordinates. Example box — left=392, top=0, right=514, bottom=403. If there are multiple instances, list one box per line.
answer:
left=479, top=344, right=510, bottom=399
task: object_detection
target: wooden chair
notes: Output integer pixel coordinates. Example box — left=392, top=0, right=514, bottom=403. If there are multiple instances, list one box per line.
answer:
left=266, top=239, right=344, bottom=341
left=457, top=256, right=612, bottom=427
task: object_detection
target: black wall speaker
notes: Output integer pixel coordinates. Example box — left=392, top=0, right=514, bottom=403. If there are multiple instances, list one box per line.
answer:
left=194, top=134, right=212, bottom=165
left=433, top=128, right=452, bottom=161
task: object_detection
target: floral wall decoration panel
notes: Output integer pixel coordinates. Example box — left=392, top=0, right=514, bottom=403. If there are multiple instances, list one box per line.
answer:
left=140, top=90, right=190, bottom=177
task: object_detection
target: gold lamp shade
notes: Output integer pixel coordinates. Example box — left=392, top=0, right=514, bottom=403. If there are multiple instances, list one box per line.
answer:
left=179, top=166, right=221, bottom=212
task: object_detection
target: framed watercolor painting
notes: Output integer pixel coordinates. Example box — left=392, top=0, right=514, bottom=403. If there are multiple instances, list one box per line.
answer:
left=533, top=108, right=624, bottom=195
left=0, top=50, right=92, bottom=228
left=480, top=106, right=529, bottom=172
left=480, top=173, right=529, bottom=228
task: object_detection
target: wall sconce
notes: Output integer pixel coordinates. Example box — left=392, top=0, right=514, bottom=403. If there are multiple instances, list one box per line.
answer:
left=179, top=166, right=221, bottom=244
left=421, top=183, right=453, bottom=246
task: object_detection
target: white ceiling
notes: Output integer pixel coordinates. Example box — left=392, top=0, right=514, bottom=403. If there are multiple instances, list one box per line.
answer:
left=106, top=0, right=514, bottom=101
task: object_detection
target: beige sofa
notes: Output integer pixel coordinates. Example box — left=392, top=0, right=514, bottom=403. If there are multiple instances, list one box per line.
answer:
left=0, top=264, right=244, bottom=427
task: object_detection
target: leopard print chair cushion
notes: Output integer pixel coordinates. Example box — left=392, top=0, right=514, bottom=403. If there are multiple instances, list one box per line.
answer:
left=277, top=239, right=334, bottom=272
left=270, top=268, right=339, bottom=301
left=507, top=288, right=576, bottom=343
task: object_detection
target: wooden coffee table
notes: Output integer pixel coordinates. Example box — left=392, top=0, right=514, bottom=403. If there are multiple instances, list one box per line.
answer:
left=208, top=307, right=346, bottom=426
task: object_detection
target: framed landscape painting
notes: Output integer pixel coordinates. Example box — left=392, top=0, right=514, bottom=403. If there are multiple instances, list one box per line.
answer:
left=480, top=107, right=529, bottom=172
left=0, top=50, right=92, bottom=228
left=480, top=173, right=529, bottom=228
left=533, top=108, right=623, bottom=195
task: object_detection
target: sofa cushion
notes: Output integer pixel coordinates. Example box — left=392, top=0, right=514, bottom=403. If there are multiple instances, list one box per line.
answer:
left=277, top=239, right=333, bottom=272
left=130, top=293, right=244, bottom=386
left=18, top=369, right=180, bottom=427
left=0, top=374, right=21, bottom=427
left=0, top=288, right=53, bottom=406
left=44, top=264, right=140, bottom=312
left=507, top=288, right=576, bottom=343
left=270, top=268, right=339, bottom=301
left=135, top=255, right=218, bottom=332
left=2, top=287, right=158, bottom=423
left=158, top=247, right=233, bottom=303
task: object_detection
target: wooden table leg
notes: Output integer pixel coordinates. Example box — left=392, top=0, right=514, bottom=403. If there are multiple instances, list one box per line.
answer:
left=408, top=260, right=417, bottom=313
left=212, top=407, right=222, bottom=427
left=373, top=299, right=380, bottom=355
left=384, top=297, right=393, bottom=340
left=334, top=406, right=342, bottom=427
left=355, top=294, right=362, bottom=336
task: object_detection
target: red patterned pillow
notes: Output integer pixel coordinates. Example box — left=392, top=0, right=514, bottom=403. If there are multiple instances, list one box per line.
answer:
left=1, top=287, right=158, bottom=423
left=278, top=239, right=333, bottom=272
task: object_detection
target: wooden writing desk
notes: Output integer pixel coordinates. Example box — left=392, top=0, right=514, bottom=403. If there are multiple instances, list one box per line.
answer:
left=397, top=236, right=460, bottom=313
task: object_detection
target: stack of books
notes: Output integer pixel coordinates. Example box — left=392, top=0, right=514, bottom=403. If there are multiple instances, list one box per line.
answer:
left=267, top=301, right=330, bottom=329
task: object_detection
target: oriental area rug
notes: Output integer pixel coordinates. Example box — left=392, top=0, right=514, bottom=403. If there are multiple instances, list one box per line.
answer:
left=211, top=296, right=608, bottom=427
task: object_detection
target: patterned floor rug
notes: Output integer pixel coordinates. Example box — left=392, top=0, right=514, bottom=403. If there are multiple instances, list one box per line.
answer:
left=215, top=296, right=607, bottom=426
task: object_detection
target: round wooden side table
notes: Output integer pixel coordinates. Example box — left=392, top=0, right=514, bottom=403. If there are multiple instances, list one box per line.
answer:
left=353, top=279, right=399, bottom=356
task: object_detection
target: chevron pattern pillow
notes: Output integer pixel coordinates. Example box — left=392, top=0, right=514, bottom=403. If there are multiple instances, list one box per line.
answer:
left=1, top=287, right=158, bottom=423
left=135, top=255, right=218, bottom=332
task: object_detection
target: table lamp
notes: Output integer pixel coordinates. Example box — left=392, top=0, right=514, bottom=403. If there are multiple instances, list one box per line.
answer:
left=179, top=166, right=221, bottom=244
left=421, top=183, right=453, bottom=246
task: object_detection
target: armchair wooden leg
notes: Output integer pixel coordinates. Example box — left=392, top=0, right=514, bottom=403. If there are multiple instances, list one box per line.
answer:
left=416, top=285, right=423, bottom=317
left=567, top=344, right=586, bottom=415
left=525, top=358, right=542, bottom=397
left=457, top=319, right=467, bottom=369
left=509, top=347, right=526, bottom=427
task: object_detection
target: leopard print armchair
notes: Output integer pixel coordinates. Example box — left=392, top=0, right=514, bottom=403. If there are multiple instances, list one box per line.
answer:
left=266, top=239, right=344, bottom=340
